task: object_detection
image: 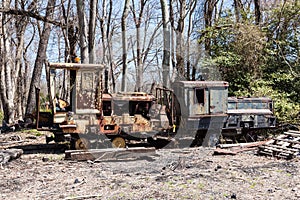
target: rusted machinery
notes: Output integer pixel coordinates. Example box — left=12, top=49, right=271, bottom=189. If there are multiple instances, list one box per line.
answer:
left=222, top=97, right=276, bottom=142
left=36, top=62, right=276, bottom=149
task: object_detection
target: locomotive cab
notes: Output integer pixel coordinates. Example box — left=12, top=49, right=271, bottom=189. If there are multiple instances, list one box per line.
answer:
left=172, top=81, right=229, bottom=147
left=36, top=63, right=105, bottom=148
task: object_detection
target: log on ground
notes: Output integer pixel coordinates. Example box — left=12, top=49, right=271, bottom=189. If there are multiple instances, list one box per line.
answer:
left=65, top=147, right=157, bottom=161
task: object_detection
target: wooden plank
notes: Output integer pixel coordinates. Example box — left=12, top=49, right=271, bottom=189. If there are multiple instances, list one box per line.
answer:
left=265, top=135, right=287, bottom=145
left=258, top=148, right=293, bottom=159
left=259, top=145, right=296, bottom=155
left=265, top=144, right=299, bottom=152
left=217, top=140, right=269, bottom=149
left=275, top=138, right=300, bottom=145
left=214, top=148, right=237, bottom=155
left=283, top=131, right=300, bottom=137
left=65, top=147, right=156, bottom=161
left=286, top=130, right=300, bottom=134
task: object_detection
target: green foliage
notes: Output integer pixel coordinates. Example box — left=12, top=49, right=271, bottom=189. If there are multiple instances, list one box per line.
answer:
left=247, top=79, right=300, bottom=123
left=199, top=2, right=300, bottom=124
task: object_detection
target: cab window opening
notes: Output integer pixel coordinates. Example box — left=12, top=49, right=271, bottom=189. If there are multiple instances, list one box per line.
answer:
left=195, top=88, right=205, bottom=104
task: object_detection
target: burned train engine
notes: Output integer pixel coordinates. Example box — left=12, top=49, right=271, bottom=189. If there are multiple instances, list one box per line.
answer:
left=36, top=62, right=275, bottom=149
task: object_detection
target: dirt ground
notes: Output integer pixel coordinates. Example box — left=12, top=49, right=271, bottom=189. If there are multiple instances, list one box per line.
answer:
left=1, top=131, right=300, bottom=200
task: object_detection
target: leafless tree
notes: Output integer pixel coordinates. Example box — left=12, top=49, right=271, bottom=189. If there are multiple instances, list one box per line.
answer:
left=89, top=0, right=97, bottom=63
left=254, top=0, right=261, bottom=25
left=14, top=1, right=35, bottom=120
left=160, top=0, right=171, bottom=88
left=233, top=0, right=244, bottom=22
left=26, top=0, right=56, bottom=118
left=76, top=0, right=89, bottom=63
left=131, top=0, right=147, bottom=91
left=0, top=0, right=15, bottom=123
left=121, top=0, right=131, bottom=91
left=204, top=0, right=218, bottom=55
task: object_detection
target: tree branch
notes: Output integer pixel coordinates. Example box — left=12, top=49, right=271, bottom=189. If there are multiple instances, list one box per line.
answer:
left=0, top=8, right=62, bottom=26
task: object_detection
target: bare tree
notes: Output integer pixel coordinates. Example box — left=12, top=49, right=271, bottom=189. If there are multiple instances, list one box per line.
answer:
left=131, top=0, right=147, bottom=91
left=76, top=0, right=89, bottom=63
left=233, top=0, right=244, bottom=22
left=100, top=0, right=118, bottom=92
left=121, top=0, right=131, bottom=91
left=160, top=0, right=171, bottom=88
left=186, top=0, right=197, bottom=80
left=254, top=0, right=261, bottom=25
left=14, top=1, right=33, bottom=120
left=204, top=0, right=218, bottom=55
left=26, top=0, right=56, bottom=118
left=89, top=0, right=97, bottom=63
left=175, top=0, right=186, bottom=79
left=0, top=0, right=15, bottom=123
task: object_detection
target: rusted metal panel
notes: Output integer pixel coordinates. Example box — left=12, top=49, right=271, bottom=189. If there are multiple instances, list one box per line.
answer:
left=76, top=70, right=100, bottom=111
left=210, top=89, right=228, bottom=114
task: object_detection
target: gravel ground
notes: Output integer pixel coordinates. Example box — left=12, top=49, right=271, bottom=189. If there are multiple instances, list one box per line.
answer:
left=1, top=131, right=300, bottom=200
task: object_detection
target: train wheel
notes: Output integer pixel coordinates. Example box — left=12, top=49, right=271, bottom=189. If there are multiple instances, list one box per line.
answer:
left=75, top=137, right=90, bottom=150
left=111, top=137, right=126, bottom=148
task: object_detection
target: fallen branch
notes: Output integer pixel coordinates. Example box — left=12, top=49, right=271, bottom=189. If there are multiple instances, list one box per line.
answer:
left=64, top=194, right=102, bottom=200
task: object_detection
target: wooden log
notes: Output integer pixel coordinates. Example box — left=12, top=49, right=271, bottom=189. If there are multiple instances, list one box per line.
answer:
left=283, top=131, right=300, bottom=137
left=275, top=138, right=300, bottom=145
left=259, top=145, right=296, bottom=155
left=9, top=143, right=67, bottom=151
left=217, top=141, right=269, bottom=149
left=0, top=140, right=24, bottom=146
left=265, top=144, right=299, bottom=152
left=258, top=148, right=293, bottom=159
left=286, top=130, right=300, bottom=134
left=265, top=135, right=287, bottom=145
left=213, top=148, right=237, bottom=155
left=65, top=147, right=157, bottom=161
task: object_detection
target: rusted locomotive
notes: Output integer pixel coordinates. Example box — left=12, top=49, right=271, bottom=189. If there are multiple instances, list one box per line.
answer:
left=222, top=97, right=276, bottom=142
left=36, top=63, right=275, bottom=149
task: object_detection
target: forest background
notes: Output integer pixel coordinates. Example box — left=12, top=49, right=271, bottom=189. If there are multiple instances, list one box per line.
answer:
left=0, top=0, right=299, bottom=126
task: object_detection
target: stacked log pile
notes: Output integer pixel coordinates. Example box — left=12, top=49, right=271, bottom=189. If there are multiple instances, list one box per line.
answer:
left=258, top=130, right=300, bottom=159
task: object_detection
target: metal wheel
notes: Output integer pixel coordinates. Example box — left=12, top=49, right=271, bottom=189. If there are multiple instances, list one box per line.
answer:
left=111, top=137, right=126, bottom=148
left=75, top=137, right=90, bottom=150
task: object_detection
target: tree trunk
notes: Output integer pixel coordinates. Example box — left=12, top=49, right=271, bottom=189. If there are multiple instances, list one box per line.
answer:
left=14, top=1, right=30, bottom=120
left=132, top=0, right=146, bottom=92
left=204, top=0, right=218, bottom=56
left=25, top=0, right=56, bottom=118
left=160, top=0, right=171, bottom=88
left=88, top=0, right=97, bottom=63
left=233, top=0, right=244, bottom=22
left=76, top=0, right=89, bottom=64
left=108, top=0, right=116, bottom=93
left=0, top=0, right=15, bottom=124
left=121, top=0, right=131, bottom=92
left=176, top=0, right=186, bottom=79
left=254, top=0, right=261, bottom=25
left=186, top=0, right=196, bottom=80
